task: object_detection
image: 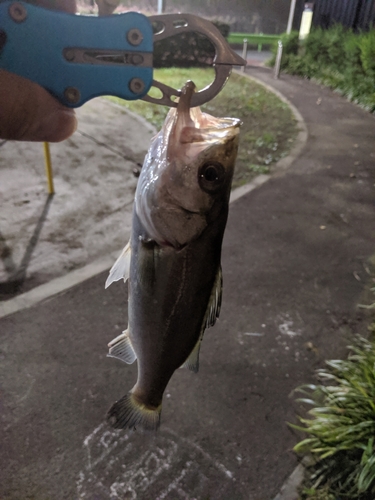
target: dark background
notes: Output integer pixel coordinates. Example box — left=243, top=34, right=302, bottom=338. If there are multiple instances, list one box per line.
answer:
left=116, top=0, right=375, bottom=33
left=294, top=0, right=375, bottom=32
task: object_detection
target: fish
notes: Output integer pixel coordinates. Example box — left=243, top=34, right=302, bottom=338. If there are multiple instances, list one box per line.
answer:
left=105, top=80, right=241, bottom=430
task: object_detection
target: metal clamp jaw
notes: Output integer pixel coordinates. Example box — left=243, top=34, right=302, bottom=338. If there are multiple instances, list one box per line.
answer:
left=144, top=13, right=246, bottom=107
left=0, top=1, right=154, bottom=107
left=0, top=1, right=246, bottom=108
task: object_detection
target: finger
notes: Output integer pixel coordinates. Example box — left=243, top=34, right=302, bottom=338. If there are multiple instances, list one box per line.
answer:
left=29, top=0, right=77, bottom=13
left=0, top=70, right=77, bottom=142
left=96, top=0, right=120, bottom=16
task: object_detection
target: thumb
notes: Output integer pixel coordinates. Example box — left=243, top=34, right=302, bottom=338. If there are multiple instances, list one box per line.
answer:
left=0, top=70, right=77, bottom=142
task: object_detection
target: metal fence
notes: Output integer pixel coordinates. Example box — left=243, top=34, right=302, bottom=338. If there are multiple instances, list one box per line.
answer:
left=294, top=0, right=375, bottom=31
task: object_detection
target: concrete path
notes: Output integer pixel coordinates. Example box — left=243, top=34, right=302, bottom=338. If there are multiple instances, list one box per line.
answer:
left=235, top=49, right=272, bottom=67
left=0, top=99, right=155, bottom=298
left=0, top=68, right=374, bottom=500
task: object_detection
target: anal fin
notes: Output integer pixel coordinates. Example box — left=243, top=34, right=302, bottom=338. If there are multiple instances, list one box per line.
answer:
left=181, top=339, right=201, bottom=373
left=108, top=329, right=136, bottom=364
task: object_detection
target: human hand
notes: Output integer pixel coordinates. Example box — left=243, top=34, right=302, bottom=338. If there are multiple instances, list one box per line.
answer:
left=0, top=69, right=77, bottom=142
left=0, top=0, right=122, bottom=142
left=96, top=0, right=120, bottom=16
left=0, top=0, right=123, bottom=142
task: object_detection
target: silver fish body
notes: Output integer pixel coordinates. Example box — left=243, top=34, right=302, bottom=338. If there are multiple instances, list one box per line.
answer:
left=106, top=81, right=240, bottom=430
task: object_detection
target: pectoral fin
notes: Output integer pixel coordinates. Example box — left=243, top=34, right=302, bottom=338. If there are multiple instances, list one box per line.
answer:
left=105, top=241, right=131, bottom=289
left=107, top=329, right=136, bottom=364
left=204, top=266, right=222, bottom=329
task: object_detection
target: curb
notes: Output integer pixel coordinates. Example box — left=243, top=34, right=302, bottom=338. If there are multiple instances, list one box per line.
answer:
left=0, top=250, right=120, bottom=319
left=0, top=173, right=272, bottom=321
left=273, top=463, right=305, bottom=500
left=230, top=173, right=270, bottom=203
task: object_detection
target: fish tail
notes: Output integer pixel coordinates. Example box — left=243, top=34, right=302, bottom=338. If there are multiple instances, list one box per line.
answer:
left=107, top=393, right=161, bottom=431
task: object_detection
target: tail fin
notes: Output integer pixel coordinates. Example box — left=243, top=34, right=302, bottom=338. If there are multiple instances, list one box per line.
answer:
left=107, top=393, right=161, bottom=431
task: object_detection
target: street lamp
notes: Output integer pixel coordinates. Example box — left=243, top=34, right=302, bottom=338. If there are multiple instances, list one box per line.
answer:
left=157, top=0, right=164, bottom=14
left=286, top=0, right=297, bottom=34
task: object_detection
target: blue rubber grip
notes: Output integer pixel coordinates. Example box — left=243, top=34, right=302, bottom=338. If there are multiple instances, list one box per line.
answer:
left=0, top=1, right=153, bottom=107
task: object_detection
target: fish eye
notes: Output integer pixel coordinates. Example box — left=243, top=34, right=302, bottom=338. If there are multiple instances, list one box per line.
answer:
left=198, top=162, right=225, bottom=192
left=203, top=165, right=219, bottom=182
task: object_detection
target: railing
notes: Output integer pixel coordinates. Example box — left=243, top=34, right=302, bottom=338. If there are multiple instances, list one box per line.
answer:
left=227, top=33, right=279, bottom=51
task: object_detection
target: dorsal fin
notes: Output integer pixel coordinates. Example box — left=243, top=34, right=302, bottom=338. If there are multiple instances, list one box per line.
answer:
left=105, top=241, right=131, bottom=289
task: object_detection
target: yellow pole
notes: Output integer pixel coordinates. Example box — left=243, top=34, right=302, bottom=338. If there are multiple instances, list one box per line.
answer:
left=43, top=142, right=54, bottom=194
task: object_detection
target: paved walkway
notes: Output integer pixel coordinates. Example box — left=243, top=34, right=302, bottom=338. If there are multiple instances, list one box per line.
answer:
left=0, top=67, right=374, bottom=500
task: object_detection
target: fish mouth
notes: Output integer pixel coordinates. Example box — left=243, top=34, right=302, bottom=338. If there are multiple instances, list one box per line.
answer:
left=169, top=80, right=198, bottom=144
left=161, top=79, right=240, bottom=217
left=157, top=80, right=240, bottom=158
left=134, top=79, right=240, bottom=249
left=170, top=80, right=241, bottom=146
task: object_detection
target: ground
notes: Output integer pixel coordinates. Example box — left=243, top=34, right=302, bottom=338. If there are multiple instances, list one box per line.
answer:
left=0, top=100, right=155, bottom=299
left=0, top=66, right=297, bottom=300
left=0, top=66, right=374, bottom=500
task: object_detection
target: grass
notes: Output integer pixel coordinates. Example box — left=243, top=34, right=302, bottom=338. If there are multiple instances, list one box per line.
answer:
left=108, top=68, right=298, bottom=188
left=292, top=333, right=375, bottom=499
left=299, top=484, right=336, bottom=500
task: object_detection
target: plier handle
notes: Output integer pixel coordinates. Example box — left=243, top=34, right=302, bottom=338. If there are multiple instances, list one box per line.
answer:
left=0, top=1, right=246, bottom=108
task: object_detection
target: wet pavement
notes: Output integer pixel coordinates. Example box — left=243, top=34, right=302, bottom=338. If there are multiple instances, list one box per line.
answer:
left=0, top=66, right=374, bottom=499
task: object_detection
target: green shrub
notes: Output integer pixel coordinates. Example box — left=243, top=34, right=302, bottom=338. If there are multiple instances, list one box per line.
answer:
left=268, top=31, right=299, bottom=68
left=303, top=27, right=329, bottom=64
left=279, top=30, right=300, bottom=56
left=344, top=32, right=362, bottom=68
left=300, top=25, right=347, bottom=69
left=213, top=20, right=230, bottom=39
left=153, top=20, right=230, bottom=68
left=292, top=335, right=375, bottom=499
left=324, top=24, right=348, bottom=69
left=273, top=25, right=375, bottom=112
left=359, top=30, right=375, bottom=77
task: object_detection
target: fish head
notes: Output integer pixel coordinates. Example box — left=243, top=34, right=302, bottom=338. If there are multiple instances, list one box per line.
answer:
left=135, top=81, right=240, bottom=248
